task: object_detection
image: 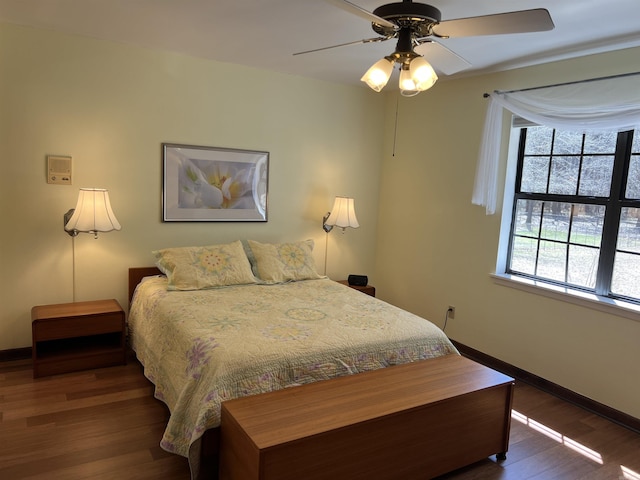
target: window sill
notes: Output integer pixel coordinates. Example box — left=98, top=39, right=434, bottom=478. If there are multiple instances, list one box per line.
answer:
left=491, top=273, right=640, bottom=323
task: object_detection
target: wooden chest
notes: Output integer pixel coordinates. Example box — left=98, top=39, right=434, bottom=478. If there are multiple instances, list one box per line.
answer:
left=219, top=354, right=514, bottom=480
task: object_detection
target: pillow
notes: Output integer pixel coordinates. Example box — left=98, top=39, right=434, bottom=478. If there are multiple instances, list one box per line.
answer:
left=247, top=239, right=323, bottom=283
left=153, top=240, right=256, bottom=290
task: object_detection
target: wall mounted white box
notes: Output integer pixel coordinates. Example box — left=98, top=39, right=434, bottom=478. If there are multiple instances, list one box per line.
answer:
left=47, top=155, right=72, bottom=185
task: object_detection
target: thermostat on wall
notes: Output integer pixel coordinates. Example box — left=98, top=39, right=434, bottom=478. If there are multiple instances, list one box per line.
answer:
left=47, top=155, right=72, bottom=185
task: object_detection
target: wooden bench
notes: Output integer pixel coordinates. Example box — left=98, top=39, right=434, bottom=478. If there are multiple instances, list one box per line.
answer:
left=219, top=354, right=514, bottom=480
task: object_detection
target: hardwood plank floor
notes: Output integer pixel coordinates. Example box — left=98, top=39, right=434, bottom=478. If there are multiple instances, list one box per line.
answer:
left=1, top=354, right=639, bottom=479
left=0, top=355, right=191, bottom=480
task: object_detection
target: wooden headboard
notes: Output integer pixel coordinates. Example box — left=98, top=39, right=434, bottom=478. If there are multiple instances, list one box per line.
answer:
left=128, top=267, right=162, bottom=305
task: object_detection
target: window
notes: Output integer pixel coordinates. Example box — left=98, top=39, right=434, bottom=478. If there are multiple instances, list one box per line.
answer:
left=506, top=126, right=640, bottom=303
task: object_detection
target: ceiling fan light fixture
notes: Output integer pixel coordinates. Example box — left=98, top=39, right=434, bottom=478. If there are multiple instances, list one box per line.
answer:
left=363, top=52, right=438, bottom=96
left=399, top=56, right=438, bottom=97
left=409, top=55, right=438, bottom=91
left=398, top=63, right=419, bottom=96
left=361, top=56, right=394, bottom=92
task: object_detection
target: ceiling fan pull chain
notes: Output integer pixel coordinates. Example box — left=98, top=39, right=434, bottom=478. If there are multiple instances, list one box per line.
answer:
left=392, top=95, right=399, bottom=157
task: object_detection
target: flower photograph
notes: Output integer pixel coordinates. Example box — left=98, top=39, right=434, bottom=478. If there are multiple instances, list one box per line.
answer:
left=163, top=144, right=268, bottom=222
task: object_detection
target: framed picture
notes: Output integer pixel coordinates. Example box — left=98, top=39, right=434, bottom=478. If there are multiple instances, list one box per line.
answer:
left=162, top=143, right=269, bottom=222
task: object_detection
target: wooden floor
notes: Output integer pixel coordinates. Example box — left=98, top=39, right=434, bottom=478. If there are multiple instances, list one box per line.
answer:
left=1, top=355, right=639, bottom=480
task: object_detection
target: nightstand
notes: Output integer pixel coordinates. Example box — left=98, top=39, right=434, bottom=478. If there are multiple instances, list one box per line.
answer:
left=31, top=299, right=126, bottom=378
left=337, top=280, right=376, bottom=297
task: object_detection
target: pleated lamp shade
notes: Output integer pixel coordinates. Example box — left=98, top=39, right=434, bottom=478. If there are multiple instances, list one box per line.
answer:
left=325, top=196, right=359, bottom=230
left=64, top=188, right=121, bottom=237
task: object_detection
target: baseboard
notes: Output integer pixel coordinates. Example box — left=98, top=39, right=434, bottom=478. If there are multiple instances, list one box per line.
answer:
left=451, top=340, right=640, bottom=435
left=0, top=346, right=32, bottom=362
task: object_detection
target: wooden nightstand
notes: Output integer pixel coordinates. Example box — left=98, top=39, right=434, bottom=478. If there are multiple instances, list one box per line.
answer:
left=337, top=280, right=376, bottom=297
left=31, top=299, right=126, bottom=378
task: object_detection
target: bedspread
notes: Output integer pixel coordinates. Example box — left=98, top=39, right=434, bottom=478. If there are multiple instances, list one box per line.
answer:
left=128, top=277, right=458, bottom=460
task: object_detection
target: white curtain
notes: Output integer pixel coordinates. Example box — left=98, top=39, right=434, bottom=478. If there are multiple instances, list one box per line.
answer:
left=472, top=73, right=640, bottom=215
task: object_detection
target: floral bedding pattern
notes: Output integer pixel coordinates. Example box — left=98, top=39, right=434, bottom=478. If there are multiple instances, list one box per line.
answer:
left=128, top=277, right=458, bottom=462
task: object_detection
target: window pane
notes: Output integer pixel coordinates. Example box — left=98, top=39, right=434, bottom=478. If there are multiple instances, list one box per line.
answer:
left=626, top=155, right=640, bottom=199
left=611, top=252, right=640, bottom=299
left=524, top=126, right=553, bottom=155
left=549, top=156, right=579, bottom=195
left=536, top=240, right=567, bottom=282
left=617, top=207, right=640, bottom=253
left=521, top=157, right=549, bottom=193
left=514, top=199, right=542, bottom=237
left=567, top=245, right=598, bottom=288
left=553, top=131, right=583, bottom=154
left=578, top=156, right=613, bottom=197
left=510, top=236, right=537, bottom=275
left=583, top=131, right=618, bottom=153
left=540, top=202, right=570, bottom=241
left=569, top=205, right=604, bottom=247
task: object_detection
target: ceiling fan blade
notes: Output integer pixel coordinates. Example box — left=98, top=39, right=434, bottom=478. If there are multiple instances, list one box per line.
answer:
left=414, top=40, right=471, bottom=76
left=326, top=0, right=398, bottom=30
left=433, top=8, right=554, bottom=38
left=293, top=36, right=390, bottom=56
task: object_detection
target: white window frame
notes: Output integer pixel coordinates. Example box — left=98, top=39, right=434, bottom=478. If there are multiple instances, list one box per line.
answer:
left=494, top=119, right=640, bottom=323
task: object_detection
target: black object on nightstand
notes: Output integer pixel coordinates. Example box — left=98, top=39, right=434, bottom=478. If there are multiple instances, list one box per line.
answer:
left=347, top=274, right=368, bottom=286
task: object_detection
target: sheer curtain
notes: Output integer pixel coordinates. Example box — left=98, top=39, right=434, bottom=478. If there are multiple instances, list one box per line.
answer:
left=472, top=73, right=640, bottom=214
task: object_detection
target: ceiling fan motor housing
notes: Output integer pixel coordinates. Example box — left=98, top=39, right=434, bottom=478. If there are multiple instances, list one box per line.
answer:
left=372, top=1, right=442, bottom=37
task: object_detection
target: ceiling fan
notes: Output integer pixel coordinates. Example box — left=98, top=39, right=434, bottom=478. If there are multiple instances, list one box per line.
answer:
left=295, top=0, right=554, bottom=96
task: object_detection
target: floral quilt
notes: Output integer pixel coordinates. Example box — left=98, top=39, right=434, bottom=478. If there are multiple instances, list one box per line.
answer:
left=128, top=277, right=458, bottom=466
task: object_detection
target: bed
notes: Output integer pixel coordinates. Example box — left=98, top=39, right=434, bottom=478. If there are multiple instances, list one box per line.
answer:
left=127, top=240, right=460, bottom=479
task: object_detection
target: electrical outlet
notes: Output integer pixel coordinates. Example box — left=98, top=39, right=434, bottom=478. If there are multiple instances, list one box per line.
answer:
left=447, top=305, right=455, bottom=319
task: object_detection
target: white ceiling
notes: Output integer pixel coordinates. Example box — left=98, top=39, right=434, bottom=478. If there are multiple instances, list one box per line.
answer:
left=1, top=0, right=640, bottom=87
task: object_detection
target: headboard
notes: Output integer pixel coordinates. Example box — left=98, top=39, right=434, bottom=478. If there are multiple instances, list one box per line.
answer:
left=128, top=266, right=162, bottom=305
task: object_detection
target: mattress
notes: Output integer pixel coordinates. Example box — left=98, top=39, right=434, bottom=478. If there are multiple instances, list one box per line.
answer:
left=128, top=276, right=458, bottom=460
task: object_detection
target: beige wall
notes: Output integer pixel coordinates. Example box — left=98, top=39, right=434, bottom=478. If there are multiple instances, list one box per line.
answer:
left=375, top=47, right=640, bottom=419
left=0, top=24, right=385, bottom=350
